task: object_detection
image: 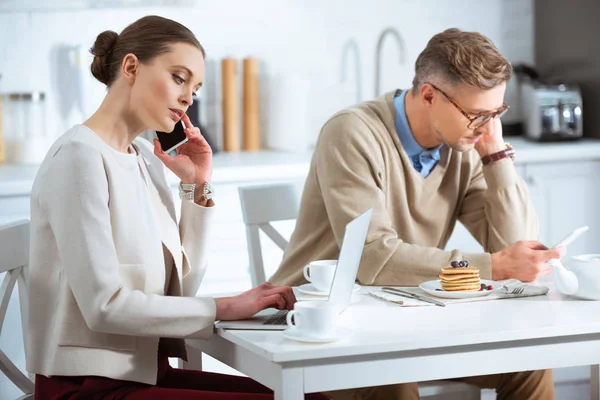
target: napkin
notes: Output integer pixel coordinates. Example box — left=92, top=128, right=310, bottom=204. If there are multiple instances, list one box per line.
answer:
left=366, top=279, right=549, bottom=307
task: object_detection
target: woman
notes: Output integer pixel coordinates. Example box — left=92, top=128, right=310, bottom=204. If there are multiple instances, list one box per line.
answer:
left=26, top=15, right=325, bottom=399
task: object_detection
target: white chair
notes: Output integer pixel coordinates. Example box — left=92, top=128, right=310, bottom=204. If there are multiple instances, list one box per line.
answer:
left=237, top=182, right=481, bottom=399
left=238, top=181, right=305, bottom=286
left=0, top=219, right=33, bottom=400
left=183, top=182, right=306, bottom=372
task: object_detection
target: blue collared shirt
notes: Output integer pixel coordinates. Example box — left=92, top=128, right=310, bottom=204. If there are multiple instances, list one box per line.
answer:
left=393, top=90, right=442, bottom=177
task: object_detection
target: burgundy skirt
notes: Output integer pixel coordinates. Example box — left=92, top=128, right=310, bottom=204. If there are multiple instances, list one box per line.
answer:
left=35, top=340, right=327, bottom=399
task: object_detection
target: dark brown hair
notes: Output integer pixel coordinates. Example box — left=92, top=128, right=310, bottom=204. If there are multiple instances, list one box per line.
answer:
left=90, top=15, right=205, bottom=86
left=412, top=28, right=512, bottom=93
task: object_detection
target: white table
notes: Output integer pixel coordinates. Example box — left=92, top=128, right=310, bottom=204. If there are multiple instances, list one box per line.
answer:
left=188, top=282, right=600, bottom=400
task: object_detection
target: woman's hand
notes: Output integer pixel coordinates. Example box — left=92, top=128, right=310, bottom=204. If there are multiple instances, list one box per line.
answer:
left=153, top=113, right=213, bottom=186
left=214, top=283, right=296, bottom=321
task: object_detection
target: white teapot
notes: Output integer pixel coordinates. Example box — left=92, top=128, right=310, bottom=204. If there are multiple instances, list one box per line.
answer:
left=551, top=254, right=600, bottom=300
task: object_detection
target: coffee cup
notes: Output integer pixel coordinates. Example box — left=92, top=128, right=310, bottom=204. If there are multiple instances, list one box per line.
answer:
left=286, top=300, right=338, bottom=338
left=303, top=259, right=337, bottom=292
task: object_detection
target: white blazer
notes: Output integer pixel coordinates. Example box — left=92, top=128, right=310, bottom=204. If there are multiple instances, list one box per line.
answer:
left=26, top=125, right=216, bottom=385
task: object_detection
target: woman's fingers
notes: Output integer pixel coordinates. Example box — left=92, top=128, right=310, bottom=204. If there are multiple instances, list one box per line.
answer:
left=258, top=293, right=286, bottom=311
left=178, top=112, right=211, bottom=150
left=280, top=287, right=296, bottom=310
left=180, top=113, right=197, bottom=139
left=153, top=139, right=175, bottom=168
left=181, top=112, right=193, bottom=129
left=264, top=286, right=296, bottom=310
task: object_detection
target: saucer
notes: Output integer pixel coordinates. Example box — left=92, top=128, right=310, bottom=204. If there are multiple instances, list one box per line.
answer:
left=297, top=283, right=361, bottom=296
left=282, top=327, right=353, bottom=343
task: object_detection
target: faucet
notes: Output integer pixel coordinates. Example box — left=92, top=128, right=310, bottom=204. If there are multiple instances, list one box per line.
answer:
left=374, top=27, right=406, bottom=97
left=340, top=38, right=362, bottom=103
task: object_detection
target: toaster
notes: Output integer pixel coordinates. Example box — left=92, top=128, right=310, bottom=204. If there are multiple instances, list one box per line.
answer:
left=521, top=83, right=583, bottom=141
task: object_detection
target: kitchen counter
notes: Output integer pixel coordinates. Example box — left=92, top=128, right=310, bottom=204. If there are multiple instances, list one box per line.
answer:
left=1, top=137, right=600, bottom=197
left=0, top=149, right=314, bottom=197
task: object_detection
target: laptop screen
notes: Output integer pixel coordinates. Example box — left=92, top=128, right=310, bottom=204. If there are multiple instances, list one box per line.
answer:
left=328, top=208, right=373, bottom=312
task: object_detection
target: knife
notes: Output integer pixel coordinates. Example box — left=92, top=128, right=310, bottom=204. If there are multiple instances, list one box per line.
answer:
left=381, top=287, right=446, bottom=307
left=365, top=292, right=404, bottom=307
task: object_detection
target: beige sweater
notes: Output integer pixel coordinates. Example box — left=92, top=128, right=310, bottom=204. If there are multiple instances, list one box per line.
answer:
left=270, top=91, right=538, bottom=287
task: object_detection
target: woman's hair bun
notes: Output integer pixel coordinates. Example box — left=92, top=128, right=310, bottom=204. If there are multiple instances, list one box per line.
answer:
left=90, top=30, right=119, bottom=85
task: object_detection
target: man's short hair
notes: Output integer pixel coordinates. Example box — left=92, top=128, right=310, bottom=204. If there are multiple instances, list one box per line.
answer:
left=412, top=28, right=512, bottom=93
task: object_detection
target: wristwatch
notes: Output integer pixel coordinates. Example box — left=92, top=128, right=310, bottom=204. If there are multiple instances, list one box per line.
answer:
left=178, top=182, right=215, bottom=202
left=481, top=142, right=515, bottom=166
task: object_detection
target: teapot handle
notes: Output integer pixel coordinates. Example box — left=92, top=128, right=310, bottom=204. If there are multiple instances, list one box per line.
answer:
left=550, top=259, right=579, bottom=295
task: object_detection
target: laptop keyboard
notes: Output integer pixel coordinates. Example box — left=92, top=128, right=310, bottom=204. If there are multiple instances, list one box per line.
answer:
left=262, top=310, right=288, bottom=325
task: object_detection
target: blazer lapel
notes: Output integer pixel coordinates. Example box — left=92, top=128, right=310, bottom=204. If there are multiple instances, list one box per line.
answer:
left=136, top=154, right=184, bottom=292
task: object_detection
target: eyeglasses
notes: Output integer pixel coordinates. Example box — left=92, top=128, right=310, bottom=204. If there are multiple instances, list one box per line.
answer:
left=427, top=83, right=509, bottom=130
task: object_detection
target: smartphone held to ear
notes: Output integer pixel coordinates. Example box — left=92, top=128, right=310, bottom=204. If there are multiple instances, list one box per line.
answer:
left=156, top=120, right=188, bottom=154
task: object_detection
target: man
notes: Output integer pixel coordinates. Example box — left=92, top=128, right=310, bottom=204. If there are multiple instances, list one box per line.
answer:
left=270, top=28, right=563, bottom=399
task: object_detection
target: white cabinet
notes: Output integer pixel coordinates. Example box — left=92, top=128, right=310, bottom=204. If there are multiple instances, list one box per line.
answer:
left=525, top=160, right=600, bottom=255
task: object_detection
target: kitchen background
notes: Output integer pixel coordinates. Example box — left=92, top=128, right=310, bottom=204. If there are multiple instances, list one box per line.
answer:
left=1, top=1, right=600, bottom=399
left=0, top=0, right=534, bottom=157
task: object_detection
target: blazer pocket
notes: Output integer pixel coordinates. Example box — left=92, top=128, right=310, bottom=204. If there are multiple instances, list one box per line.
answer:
left=57, top=264, right=146, bottom=352
left=58, top=329, right=137, bottom=352
left=57, top=289, right=137, bottom=352
left=119, top=263, right=146, bottom=291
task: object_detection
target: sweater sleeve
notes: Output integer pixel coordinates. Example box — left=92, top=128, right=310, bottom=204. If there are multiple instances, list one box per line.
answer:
left=315, top=114, right=491, bottom=286
left=43, top=142, right=216, bottom=339
left=179, top=199, right=215, bottom=297
left=458, top=153, right=539, bottom=259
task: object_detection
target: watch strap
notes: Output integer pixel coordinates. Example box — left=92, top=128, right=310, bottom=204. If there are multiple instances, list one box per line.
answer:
left=481, top=143, right=516, bottom=166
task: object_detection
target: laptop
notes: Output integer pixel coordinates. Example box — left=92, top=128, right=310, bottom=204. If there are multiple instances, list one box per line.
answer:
left=215, top=208, right=373, bottom=331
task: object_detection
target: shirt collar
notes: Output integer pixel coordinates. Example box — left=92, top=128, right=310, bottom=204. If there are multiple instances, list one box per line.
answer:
left=393, top=89, right=442, bottom=159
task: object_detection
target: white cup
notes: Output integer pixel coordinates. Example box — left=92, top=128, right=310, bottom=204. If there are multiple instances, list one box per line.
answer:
left=303, top=259, right=337, bottom=292
left=286, top=300, right=338, bottom=338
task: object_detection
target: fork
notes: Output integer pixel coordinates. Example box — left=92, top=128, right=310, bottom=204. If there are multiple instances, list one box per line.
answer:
left=503, top=286, right=525, bottom=295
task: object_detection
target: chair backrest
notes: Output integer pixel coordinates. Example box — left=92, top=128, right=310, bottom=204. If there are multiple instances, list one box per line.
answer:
left=238, top=181, right=304, bottom=286
left=0, top=219, right=33, bottom=400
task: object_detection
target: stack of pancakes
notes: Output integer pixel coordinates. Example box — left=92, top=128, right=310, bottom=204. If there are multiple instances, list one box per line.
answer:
left=439, top=266, right=481, bottom=292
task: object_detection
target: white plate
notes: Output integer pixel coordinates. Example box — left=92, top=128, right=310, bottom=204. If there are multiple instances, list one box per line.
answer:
left=297, top=283, right=361, bottom=296
left=283, top=327, right=353, bottom=343
left=419, top=279, right=503, bottom=299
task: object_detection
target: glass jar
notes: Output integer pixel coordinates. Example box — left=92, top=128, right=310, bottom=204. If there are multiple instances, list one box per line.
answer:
left=2, top=92, right=47, bottom=164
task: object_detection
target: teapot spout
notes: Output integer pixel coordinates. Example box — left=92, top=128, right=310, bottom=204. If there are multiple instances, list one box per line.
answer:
left=549, top=259, right=579, bottom=295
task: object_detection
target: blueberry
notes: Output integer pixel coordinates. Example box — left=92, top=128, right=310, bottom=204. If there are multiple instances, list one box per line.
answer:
left=436, top=289, right=442, bottom=291
left=458, top=261, right=465, bottom=267
left=480, top=283, right=487, bottom=290
left=450, top=261, right=459, bottom=268
left=463, top=260, right=470, bottom=267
